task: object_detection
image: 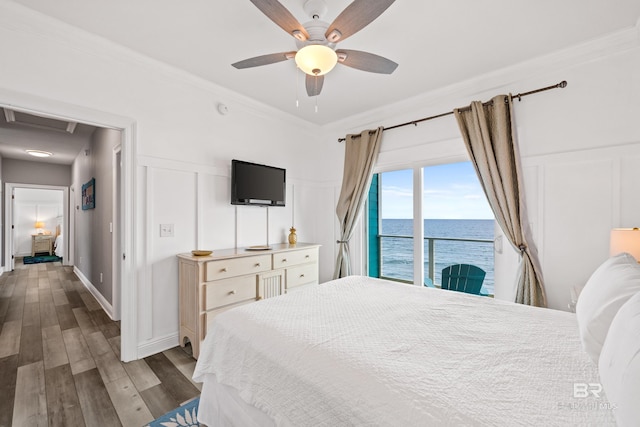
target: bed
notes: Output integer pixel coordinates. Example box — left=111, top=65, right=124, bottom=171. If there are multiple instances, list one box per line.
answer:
left=54, top=224, right=63, bottom=257
left=191, top=267, right=640, bottom=426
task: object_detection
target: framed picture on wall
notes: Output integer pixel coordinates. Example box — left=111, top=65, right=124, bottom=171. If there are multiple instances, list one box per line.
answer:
left=82, top=178, right=95, bottom=210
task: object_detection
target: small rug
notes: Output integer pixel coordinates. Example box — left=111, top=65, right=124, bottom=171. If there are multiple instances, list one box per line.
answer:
left=146, top=397, right=201, bottom=427
left=23, top=255, right=62, bottom=265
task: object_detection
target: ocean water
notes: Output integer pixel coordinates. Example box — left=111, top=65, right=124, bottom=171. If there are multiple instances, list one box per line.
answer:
left=380, top=219, right=495, bottom=293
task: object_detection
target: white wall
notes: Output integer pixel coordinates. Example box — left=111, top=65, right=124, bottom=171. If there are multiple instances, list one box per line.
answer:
left=0, top=2, right=327, bottom=358
left=321, top=22, right=640, bottom=311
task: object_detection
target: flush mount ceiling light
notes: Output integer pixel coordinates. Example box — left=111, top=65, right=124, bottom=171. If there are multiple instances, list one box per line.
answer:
left=26, top=149, right=53, bottom=158
left=231, top=0, right=398, bottom=100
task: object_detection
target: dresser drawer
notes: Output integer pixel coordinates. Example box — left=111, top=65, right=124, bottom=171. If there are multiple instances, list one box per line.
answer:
left=205, top=255, right=271, bottom=281
left=273, top=248, right=318, bottom=269
left=203, top=275, right=258, bottom=311
left=286, top=263, right=319, bottom=290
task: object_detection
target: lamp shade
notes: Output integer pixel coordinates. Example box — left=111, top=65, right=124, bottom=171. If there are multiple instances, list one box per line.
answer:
left=34, top=221, right=45, bottom=229
left=295, top=45, right=338, bottom=76
left=610, top=228, right=640, bottom=261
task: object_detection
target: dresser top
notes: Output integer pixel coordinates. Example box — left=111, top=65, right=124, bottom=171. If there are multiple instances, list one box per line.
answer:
left=177, top=242, right=320, bottom=262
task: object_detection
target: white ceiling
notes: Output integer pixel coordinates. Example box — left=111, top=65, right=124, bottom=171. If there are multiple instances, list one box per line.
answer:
left=9, top=0, right=640, bottom=126
left=0, top=108, right=96, bottom=164
left=5, top=0, right=640, bottom=129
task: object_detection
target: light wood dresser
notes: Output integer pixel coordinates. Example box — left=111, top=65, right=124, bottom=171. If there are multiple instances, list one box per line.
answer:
left=31, top=234, right=54, bottom=256
left=177, top=242, right=320, bottom=359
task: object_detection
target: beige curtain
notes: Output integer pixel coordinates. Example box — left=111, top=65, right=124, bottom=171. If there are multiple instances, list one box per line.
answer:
left=454, top=95, right=546, bottom=307
left=334, top=127, right=383, bottom=279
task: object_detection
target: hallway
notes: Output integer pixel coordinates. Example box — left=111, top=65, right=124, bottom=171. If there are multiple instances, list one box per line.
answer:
left=0, top=259, right=200, bottom=426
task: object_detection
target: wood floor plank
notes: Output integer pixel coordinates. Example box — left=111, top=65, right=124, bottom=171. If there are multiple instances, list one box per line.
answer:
left=22, top=301, right=41, bottom=328
left=56, top=304, right=79, bottom=331
left=18, top=324, right=44, bottom=367
left=74, top=368, right=122, bottom=427
left=25, top=287, right=39, bottom=304
left=108, top=335, right=121, bottom=360
left=85, top=330, right=113, bottom=357
left=39, top=290, right=59, bottom=328
left=94, top=349, right=128, bottom=384
left=105, top=375, right=154, bottom=426
left=0, top=354, right=19, bottom=427
left=144, top=352, right=200, bottom=404
left=0, top=297, right=10, bottom=324
left=163, top=346, right=202, bottom=391
left=51, top=288, right=69, bottom=306
left=79, top=291, right=102, bottom=311
left=5, top=296, right=25, bottom=322
left=45, top=364, right=85, bottom=427
left=123, top=359, right=161, bottom=392
left=13, top=361, right=48, bottom=427
left=0, top=282, right=15, bottom=298
left=62, top=327, right=96, bottom=375
left=42, top=324, right=69, bottom=370
left=139, top=383, right=180, bottom=419
left=65, top=289, right=84, bottom=309
left=72, top=307, right=99, bottom=337
left=38, top=276, right=50, bottom=289
left=0, top=319, right=22, bottom=358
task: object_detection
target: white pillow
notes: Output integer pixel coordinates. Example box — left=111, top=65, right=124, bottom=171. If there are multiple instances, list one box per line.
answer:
left=598, top=291, right=640, bottom=427
left=575, top=252, right=640, bottom=363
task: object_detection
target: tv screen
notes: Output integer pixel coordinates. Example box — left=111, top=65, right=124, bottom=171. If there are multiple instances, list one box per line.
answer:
left=231, top=160, right=286, bottom=207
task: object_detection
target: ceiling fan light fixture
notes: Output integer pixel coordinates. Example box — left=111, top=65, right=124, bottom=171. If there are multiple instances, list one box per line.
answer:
left=26, top=149, right=53, bottom=158
left=295, top=45, right=337, bottom=76
left=292, top=30, right=307, bottom=41
left=326, top=29, right=342, bottom=43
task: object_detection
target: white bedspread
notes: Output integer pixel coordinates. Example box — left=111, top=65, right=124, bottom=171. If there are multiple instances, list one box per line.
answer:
left=193, top=276, right=615, bottom=426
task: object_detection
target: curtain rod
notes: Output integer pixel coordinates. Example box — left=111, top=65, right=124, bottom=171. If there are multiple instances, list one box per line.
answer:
left=337, top=80, right=567, bottom=142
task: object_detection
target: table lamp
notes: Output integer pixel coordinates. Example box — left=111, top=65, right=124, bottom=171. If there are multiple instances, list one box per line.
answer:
left=35, top=221, right=45, bottom=234
left=610, top=228, right=640, bottom=262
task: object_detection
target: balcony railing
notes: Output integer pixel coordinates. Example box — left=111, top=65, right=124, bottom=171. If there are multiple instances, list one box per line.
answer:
left=376, top=234, right=495, bottom=292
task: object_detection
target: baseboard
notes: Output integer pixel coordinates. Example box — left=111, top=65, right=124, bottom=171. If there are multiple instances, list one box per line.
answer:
left=137, top=332, right=180, bottom=359
left=73, top=266, right=115, bottom=320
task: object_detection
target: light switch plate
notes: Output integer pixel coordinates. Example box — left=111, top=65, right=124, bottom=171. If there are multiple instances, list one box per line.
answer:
left=160, top=224, right=174, bottom=237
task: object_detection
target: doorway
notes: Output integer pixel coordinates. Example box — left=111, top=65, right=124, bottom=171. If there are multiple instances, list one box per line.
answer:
left=0, top=92, right=136, bottom=361
left=5, top=184, right=68, bottom=271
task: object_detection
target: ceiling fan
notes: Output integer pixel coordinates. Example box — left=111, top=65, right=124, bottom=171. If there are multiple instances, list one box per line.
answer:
left=232, top=0, right=398, bottom=97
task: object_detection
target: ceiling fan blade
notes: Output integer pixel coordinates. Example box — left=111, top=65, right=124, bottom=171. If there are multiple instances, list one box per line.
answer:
left=232, top=51, right=296, bottom=69
left=250, top=0, right=309, bottom=40
left=336, top=49, right=398, bottom=74
left=306, top=74, right=324, bottom=97
left=325, top=0, right=395, bottom=43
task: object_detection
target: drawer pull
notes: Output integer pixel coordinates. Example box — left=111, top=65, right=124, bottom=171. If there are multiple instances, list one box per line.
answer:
left=282, top=259, right=287, bottom=262
left=255, top=263, right=261, bottom=267
left=305, top=255, right=310, bottom=259
left=221, top=268, right=227, bottom=273
left=300, top=274, right=305, bottom=278
left=228, top=290, right=236, bottom=295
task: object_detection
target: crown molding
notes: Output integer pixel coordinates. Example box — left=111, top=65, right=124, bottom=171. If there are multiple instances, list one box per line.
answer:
left=323, top=19, right=640, bottom=137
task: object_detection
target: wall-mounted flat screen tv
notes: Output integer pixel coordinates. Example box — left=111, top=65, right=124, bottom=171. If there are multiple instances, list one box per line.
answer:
left=231, top=159, right=286, bottom=207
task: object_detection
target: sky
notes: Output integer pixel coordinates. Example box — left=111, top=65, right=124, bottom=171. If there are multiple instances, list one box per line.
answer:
left=380, top=162, right=494, bottom=219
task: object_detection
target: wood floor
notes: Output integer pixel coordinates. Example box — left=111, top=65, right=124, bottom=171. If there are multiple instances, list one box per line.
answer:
left=0, top=259, right=201, bottom=427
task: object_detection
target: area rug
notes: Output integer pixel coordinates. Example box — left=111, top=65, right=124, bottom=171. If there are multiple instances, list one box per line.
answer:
left=22, top=255, right=62, bottom=265
left=146, top=397, right=201, bottom=427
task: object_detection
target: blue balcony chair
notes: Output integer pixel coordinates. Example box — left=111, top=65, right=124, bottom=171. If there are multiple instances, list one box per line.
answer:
left=441, top=264, right=486, bottom=295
